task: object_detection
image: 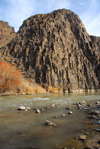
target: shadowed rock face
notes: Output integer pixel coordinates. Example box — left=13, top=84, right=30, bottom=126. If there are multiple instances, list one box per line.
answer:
left=0, top=9, right=100, bottom=92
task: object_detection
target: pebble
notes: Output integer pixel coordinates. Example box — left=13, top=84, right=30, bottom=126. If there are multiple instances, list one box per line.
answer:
left=77, top=103, right=83, bottom=109
left=46, top=106, right=50, bottom=109
left=18, top=106, right=31, bottom=111
left=54, top=115, right=58, bottom=118
left=95, top=101, right=100, bottom=104
left=95, top=128, right=100, bottom=132
left=41, top=108, right=44, bottom=112
left=61, top=114, right=66, bottom=117
left=50, top=104, right=56, bottom=107
left=75, top=135, right=86, bottom=140
left=87, top=104, right=92, bottom=107
left=87, top=115, right=96, bottom=119
left=18, top=106, right=26, bottom=111
left=66, top=107, right=72, bottom=110
left=85, top=132, right=89, bottom=135
left=36, top=109, right=40, bottom=113
left=84, top=107, right=88, bottom=110
left=68, top=111, right=73, bottom=114
left=81, top=100, right=86, bottom=104
left=25, top=107, right=31, bottom=111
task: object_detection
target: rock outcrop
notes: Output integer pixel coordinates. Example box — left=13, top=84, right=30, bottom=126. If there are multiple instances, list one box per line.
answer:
left=0, top=21, right=16, bottom=48
left=0, top=9, right=100, bottom=92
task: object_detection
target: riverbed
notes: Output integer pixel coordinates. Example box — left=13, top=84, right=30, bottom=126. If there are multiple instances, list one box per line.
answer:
left=0, top=92, right=100, bottom=149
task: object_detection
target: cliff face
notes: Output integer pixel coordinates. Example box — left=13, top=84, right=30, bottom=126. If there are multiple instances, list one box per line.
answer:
left=1, top=9, right=100, bottom=92
left=0, top=21, right=16, bottom=48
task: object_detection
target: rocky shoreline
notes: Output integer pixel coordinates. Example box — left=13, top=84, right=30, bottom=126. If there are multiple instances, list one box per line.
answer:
left=16, top=98, right=100, bottom=149
left=59, top=100, right=100, bottom=149
left=0, top=89, right=100, bottom=97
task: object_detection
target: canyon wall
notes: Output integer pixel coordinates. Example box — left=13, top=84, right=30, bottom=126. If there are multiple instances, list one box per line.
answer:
left=0, top=9, right=100, bottom=92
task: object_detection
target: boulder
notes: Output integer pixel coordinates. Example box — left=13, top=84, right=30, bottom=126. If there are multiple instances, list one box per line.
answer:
left=90, top=110, right=100, bottom=115
left=75, top=135, right=86, bottom=140
left=45, top=120, right=57, bottom=126
left=78, top=135, right=86, bottom=140
left=18, top=106, right=26, bottom=111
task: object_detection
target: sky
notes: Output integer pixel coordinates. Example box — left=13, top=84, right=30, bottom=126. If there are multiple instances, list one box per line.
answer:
left=0, top=0, right=100, bottom=36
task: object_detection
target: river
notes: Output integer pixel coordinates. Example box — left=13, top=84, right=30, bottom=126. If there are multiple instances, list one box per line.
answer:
left=0, top=92, right=100, bottom=149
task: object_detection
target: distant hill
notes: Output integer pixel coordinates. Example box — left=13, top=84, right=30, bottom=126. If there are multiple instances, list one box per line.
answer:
left=0, top=9, right=100, bottom=93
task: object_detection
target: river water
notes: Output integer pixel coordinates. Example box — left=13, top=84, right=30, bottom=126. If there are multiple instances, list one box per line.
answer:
left=0, top=92, right=100, bottom=149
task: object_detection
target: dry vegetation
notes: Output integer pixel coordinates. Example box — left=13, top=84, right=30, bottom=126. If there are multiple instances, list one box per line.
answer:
left=0, top=61, right=61, bottom=96
left=46, top=86, right=62, bottom=93
left=0, top=61, right=22, bottom=93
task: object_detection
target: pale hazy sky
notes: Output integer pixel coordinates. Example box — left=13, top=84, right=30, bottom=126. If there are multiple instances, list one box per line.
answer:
left=0, top=0, right=100, bottom=36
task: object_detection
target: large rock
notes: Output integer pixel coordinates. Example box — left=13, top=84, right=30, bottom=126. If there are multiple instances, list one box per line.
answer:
left=0, top=9, right=100, bottom=92
left=45, top=120, right=57, bottom=126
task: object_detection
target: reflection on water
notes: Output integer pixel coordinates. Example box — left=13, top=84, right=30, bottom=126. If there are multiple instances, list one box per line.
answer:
left=0, top=92, right=100, bottom=149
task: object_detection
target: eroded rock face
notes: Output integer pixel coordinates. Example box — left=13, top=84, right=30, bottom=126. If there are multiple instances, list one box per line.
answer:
left=1, top=9, right=100, bottom=92
left=0, top=21, right=15, bottom=36
left=0, top=21, right=16, bottom=48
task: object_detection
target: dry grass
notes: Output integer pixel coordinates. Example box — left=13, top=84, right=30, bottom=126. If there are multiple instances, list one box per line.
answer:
left=20, top=79, right=47, bottom=94
left=0, top=61, right=63, bottom=95
left=46, top=86, right=62, bottom=93
left=34, top=86, right=47, bottom=94
left=20, top=79, right=62, bottom=95
left=0, top=60, right=64, bottom=95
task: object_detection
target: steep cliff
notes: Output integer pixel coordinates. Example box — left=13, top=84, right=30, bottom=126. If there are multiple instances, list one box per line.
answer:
left=0, top=9, right=100, bottom=92
left=0, top=21, right=16, bottom=48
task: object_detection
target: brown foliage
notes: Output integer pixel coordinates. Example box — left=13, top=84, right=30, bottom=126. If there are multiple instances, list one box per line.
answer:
left=0, top=61, right=22, bottom=93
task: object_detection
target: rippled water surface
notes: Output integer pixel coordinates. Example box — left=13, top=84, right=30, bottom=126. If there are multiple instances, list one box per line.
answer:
left=0, top=92, right=100, bottom=149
